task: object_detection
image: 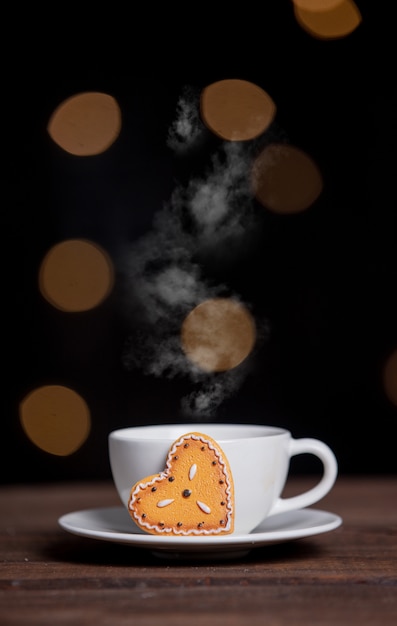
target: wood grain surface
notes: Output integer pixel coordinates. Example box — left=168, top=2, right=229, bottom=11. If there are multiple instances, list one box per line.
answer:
left=1, top=477, right=396, bottom=625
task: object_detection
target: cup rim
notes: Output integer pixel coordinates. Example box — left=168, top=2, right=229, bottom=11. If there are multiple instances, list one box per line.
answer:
left=108, top=423, right=290, bottom=443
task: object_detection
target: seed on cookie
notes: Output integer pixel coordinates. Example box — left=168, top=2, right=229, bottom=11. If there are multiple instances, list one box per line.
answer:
left=157, top=499, right=174, bottom=508
left=197, top=501, right=211, bottom=514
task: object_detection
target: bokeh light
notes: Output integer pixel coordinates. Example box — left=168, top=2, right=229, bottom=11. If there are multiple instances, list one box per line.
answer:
left=47, top=91, right=122, bottom=156
left=11, top=4, right=397, bottom=480
left=292, top=0, right=362, bottom=40
left=19, top=385, right=91, bottom=456
left=292, top=0, right=345, bottom=11
left=39, top=239, right=114, bottom=312
left=251, top=143, right=323, bottom=214
left=181, top=298, right=256, bottom=373
left=382, top=349, right=397, bottom=408
left=200, top=79, right=276, bottom=141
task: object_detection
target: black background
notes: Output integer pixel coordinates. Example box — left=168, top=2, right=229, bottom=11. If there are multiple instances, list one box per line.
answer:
left=3, top=1, right=397, bottom=484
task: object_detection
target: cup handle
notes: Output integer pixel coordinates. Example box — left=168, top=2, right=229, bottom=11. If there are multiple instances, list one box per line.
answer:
left=268, top=438, right=338, bottom=516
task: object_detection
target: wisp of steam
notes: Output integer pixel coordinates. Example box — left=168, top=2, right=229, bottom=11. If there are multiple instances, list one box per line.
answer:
left=121, top=86, right=270, bottom=419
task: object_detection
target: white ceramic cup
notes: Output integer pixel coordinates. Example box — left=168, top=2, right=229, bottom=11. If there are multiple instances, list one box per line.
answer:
left=108, top=423, right=338, bottom=535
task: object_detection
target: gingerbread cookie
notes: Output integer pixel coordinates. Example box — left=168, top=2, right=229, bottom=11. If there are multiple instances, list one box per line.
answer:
left=127, top=432, right=234, bottom=535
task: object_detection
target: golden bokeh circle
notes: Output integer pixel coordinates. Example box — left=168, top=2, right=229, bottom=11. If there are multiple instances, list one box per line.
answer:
left=19, top=385, right=91, bottom=456
left=292, top=0, right=345, bottom=11
left=39, top=239, right=114, bottom=312
left=47, top=91, right=122, bottom=156
left=383, top=350, right=397, bottom=408
left=181, top=298, right=256, bottom=372
left=293, top=0, right=362, bottom=40
left=251, top=143, right=323, bottom=214
left=200, top=79, right=276, bottom=141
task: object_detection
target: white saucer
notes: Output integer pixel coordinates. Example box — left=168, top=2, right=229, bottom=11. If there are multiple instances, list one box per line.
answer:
left=58, top=506, right=342, bottom=559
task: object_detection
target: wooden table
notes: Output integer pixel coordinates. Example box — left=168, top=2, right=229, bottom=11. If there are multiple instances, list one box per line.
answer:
left=1, top=477, right=396, bottom=625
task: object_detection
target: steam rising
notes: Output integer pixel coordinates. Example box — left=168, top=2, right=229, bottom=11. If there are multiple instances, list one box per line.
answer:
left=166, top=86, right=203, bottom=154
left=122, top=87, right=269, bottom=419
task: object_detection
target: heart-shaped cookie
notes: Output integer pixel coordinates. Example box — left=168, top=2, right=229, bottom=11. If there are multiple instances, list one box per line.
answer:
left=127, top=432, right=234, bottom=535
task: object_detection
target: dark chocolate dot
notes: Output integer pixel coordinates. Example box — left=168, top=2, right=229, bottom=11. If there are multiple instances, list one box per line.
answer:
left=151, top=486, right=157, bottom=492
left=159, top=522, right=164, bottom=527
left=212, top=461, right=217, bottom=465
left=220, top=520, right=225, bottom=525
left=220, top=501, right=225, bottom=506
left=219, top=480, right=224, bottom=485
left=174, top=455, right=179, bottom=460
left=168, top=476, right=175, bottom=482
left=177, top=522, right=183, bottom=527
left=198, top=522, right=204, bottom=528
left=142, top=514, right=147, bottom=518
left=184, top=443, right=189, bottom=448
left=201, top=446, right=205, bottom=451
left=183, top=489, right=192, bottom=498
